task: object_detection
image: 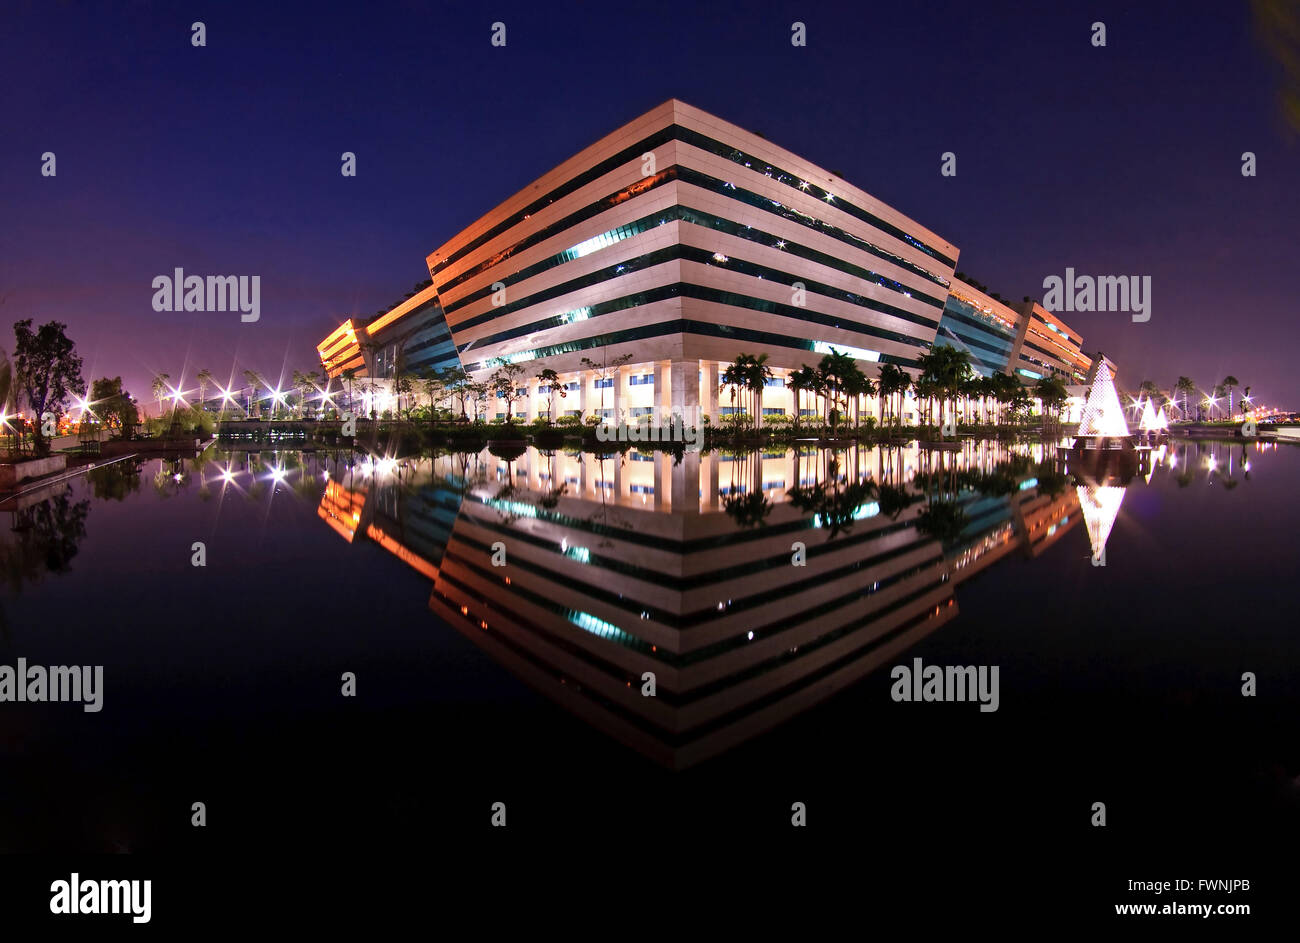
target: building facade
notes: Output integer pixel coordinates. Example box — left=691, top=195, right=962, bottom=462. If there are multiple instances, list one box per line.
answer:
left=1007, top=300, right=1092, bottom=384
left=319, top=99, right=1100, bottom=421
left=933, top=278, right=1025, bottom=378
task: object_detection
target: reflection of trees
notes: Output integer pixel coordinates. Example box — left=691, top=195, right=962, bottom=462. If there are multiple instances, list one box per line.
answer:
left=536, top=449, right=567, bottom=510
left=584, top=451, right=633, bottom=542
left=86, top=459, right=143, bottom=501
left=151, top=457, right=192, bottom=499
left=912, top=449, right=969, bottom=545
left=723, top=490, right=772, bottom=528
left=1033, top=460, right=1070, bottom=498
left=722, top=449, right=773, bottom=528
left=916, top=499, right=968, bottom=544
left=877, top=483, right=920, bottom=520
left=786, top=453, right=876, bottom=538
left=0, top=491, right=91, bottom=599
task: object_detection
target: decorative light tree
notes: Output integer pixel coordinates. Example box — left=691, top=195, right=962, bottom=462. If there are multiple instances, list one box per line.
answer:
left=1075, top=361, right=1130, bottom=441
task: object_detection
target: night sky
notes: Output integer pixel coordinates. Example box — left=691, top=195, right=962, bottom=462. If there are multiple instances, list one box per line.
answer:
left=2, top=0, right=1296, bottom=407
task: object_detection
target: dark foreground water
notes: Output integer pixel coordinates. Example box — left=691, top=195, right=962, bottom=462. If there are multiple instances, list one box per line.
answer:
left=1, top=438, right=1297, bottom=913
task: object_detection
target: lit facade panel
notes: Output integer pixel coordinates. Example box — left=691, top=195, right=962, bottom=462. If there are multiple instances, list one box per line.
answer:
left=366, top=287, right=460, bottom=379
left=318, top=286, right=461, bottom=380
left=317, top=319, right=361, bottom=378
left=1009, top=301, right=1090, bottom=383
left=935, top=278, right=1026, bottom=377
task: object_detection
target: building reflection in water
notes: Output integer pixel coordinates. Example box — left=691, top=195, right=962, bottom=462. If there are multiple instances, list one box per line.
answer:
left=312, top=438, right=1197, bottom=769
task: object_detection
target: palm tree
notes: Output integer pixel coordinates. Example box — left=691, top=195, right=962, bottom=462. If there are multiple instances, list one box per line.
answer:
left=743, top=353, right=773, bottom=433
left=916, top=345, right=971, bottom=435
left=1035, top=375, right=1069, bottom=430
left=195, top=369, right=214, bottom=413
left=844, top=363, right=873, bottom=430
left=243, top=370, right=266, bottom=418
left=1175, top=376, right=1196, bottom=421
left=151, top=373, right=170, bottom=421
left=892, top=369, right=913, bottom=427
left=340, top=367, right=358, bottom=415
left=291, top=369, right=315, bottom=419
left=720, top=358, right=747, bottom=433
left=787, top=365, right=816, bottom=434
left=876, top=363, right=901, bottom=425
left=1221, top=376, right=1240, bottom=419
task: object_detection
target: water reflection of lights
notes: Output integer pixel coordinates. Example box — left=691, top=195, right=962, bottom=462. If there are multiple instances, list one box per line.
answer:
left=1077, top=483, right=1125, bottom=561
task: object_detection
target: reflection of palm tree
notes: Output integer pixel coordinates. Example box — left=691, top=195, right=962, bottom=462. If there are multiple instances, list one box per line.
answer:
left=723, top=489, right=772, bottom=528
left=787, top=450, right=877, bottom=538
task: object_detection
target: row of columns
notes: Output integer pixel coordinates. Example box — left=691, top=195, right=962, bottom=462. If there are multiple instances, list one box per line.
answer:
left=511, top=359, right=720, bottom=421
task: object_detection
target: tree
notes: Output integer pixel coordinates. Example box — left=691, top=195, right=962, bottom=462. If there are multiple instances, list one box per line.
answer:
left=13, top=320, right=85, bottom=456
left=787, top=365, right=817, bottom=433
left=1175, top=376, right=1197, bottom=421
left=877, top=363, right=906, bottom=426
left=467, top=381, right=490, bottom=421
left=196, top=369, right=214, bottom=413
left=394, top=372, right=416, bottom=420
left=1221, top=375, right=1239, bottom=419
left=488, top=361, right=527, bottom=423
left=438, top=365, right=470, bottom=420
left=151, top=373, right=171, bottom=421
left=720, top=358, right=748, bottom=432
left=842, top=361, right=873, bottom=430
left=580, top=353, right=633, bottom=423
left=89, top=376, right=138, bottom=439
left=292, top=369, right=317, bottom=419
left=418, top=368, right=445, bottom=419
left=743, top=352, right=773, bottom=432
left=340, top=367, right=359, bottom=415
left=535, top=368, right=563, bottom=424
left=916, top=345, right=972, bottom=435
left=816, top=349, right=859, bottom=434
left=1035, top=375, right=1069, bottom=428
left=243, top=370, right=266, bottom=418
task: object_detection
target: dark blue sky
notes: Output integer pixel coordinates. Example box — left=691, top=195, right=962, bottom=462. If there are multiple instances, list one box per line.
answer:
left=2, top=0, right=1296, bottom=406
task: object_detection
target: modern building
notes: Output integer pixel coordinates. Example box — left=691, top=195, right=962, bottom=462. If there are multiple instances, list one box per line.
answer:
left=318, top=99, right=1100, bottom=421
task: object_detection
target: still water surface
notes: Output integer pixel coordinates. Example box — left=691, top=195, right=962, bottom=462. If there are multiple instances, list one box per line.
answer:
left=1, top=437, right=1296, bottom=850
